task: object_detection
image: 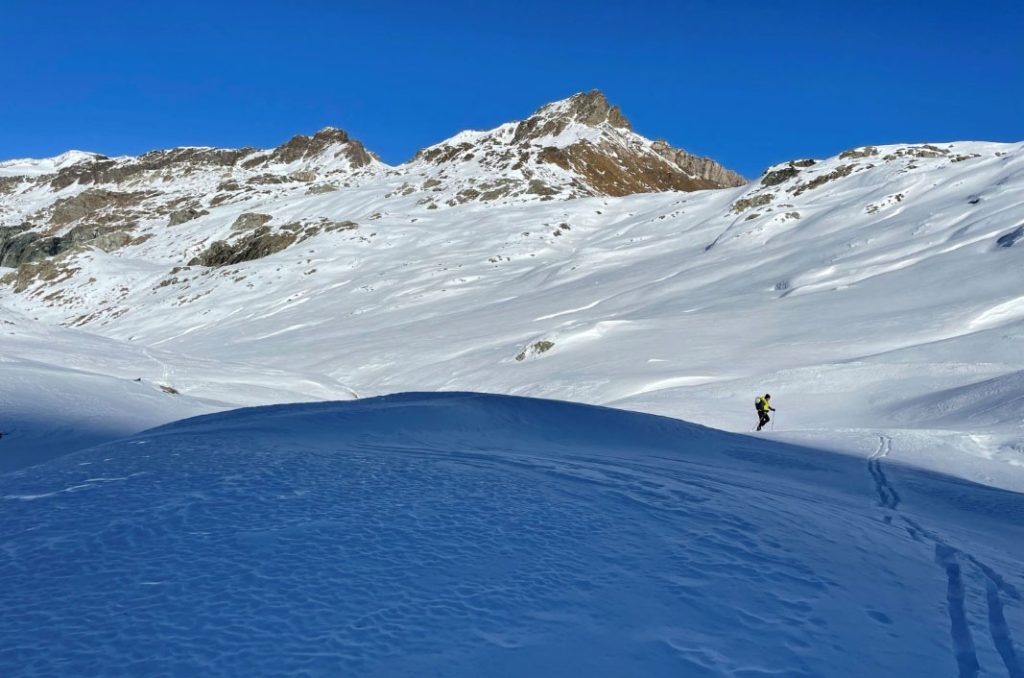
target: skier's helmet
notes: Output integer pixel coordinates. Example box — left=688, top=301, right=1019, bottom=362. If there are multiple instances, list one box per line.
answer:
left=764, top=393, right=771, bottom=399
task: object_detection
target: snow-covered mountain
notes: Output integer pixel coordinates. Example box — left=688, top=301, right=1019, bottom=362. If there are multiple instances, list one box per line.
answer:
left=0, top=91, right=741, bottom=271
left=0, top=91, right=1022, bottom=487
left=407, top=90, right=745, bottom=204
left=0, top=125, right=385, bottom=269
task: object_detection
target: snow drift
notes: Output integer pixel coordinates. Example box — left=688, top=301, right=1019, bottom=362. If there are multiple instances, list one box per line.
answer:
left=2, top=393, right=1021, bottom=676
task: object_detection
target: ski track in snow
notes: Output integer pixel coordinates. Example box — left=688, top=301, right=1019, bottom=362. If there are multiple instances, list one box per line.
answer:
left=867, top=435, right=900, bottom=510
left=866, top=433, right=1023, bottom=678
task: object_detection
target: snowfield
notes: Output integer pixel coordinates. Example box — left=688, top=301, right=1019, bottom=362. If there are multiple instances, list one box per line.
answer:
left=1, top=394, right=1022, bottom=676
left=2, top=137, right=1022, bottom=488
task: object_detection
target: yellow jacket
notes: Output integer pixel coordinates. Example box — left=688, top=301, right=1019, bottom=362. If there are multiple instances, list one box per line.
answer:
left=755, top=396, right=772, bottom=412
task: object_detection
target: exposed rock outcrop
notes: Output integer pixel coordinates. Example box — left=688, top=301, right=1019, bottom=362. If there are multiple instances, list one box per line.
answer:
left=189, top=226, right=297, bottom=268
left=0, top=221, right=139, bottom=267
left=511, top=90, right=631, bottom=144
left=50, top=147, right=254, bottom=190
left=650, top=141, right=745, bottom=188
left=0, top=232, right=62, bottom=267
left=996, top=225, right=1024, bottom=248
left=411, top=90, right=746, bottom=201
left=762, top=167, right=801, bottom=187
left=49, top=189, right=154, bottom=226
left=168, top=207, right=209, bottom=226
left=256, top=127, right=378, bottom=169
left=231, top=213, right=273, bottom=231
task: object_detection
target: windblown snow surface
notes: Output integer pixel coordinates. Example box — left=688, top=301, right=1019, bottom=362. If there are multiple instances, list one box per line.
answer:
left=2, top=393, right=1022, bottom=677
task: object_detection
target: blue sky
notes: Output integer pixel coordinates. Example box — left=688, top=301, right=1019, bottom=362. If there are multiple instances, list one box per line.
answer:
left=1, top=0, right=1021, bottom=177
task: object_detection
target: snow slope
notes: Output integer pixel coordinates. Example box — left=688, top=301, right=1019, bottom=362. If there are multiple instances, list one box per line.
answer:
left=2, top=393, right=1022, bottom=676
left=0, top=307, right=356, bottom=471
left=1, top=135, right=1023, bottom=481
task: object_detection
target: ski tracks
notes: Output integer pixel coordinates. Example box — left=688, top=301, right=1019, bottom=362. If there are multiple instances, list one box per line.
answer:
left=868, top=433, right=1023, bottom=678
left=867, top=435, right=900, bottom=510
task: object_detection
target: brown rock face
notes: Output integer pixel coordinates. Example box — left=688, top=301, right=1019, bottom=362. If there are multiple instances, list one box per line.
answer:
left=0, top=176, right=25, bottom=195
left=413, top=90, right=746, bottom=199
left=651, top=141, right=746, bottom=188
left=261, top=127, right=377, bottom=168
left=231, top=212, right=273, bottom=231
left=523, top=91, right=746, bottom=194
left=49, top=189, right=156, bottom=226
left=548, top=89, right=631, bottom=129
left=415, top=142, right=476, bottom=165
left=188, top=226, right=297, bottom=268
left=539, top=143, right=715, bottom=195
left=271, top=128, right=350, bottom=164
left=49, top=148, right=255, bottom=190
left=512, top=90, right=631, bottom=144
left=168, top=208, right=209, bottom=226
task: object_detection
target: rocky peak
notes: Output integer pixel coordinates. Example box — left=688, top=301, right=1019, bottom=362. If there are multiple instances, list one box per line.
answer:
left=534, top=90, right=632, bottom=130
left=408, top=90, right=745, bottom=201
left=312, top=126, right=351, bottom=143
left=270, top=127, right=346, bottom=162
left=263, top=126, right=378, bottom=169
left=512, top=90, right=631, bottom=145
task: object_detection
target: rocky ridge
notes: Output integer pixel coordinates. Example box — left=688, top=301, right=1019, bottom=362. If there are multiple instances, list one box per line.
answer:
left=0, top=91, right=745, bottom=273
left=0, top=126, right=384, bottom=268
left=7, top=92, right=1006, bottom=321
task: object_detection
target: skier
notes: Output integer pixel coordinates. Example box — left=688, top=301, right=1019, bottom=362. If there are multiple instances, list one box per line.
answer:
left=755, top=393, right=775, bottom=431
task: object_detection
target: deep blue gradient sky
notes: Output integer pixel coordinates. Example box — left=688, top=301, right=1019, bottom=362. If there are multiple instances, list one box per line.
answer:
left=2, top=0, right=1021, bottom=177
